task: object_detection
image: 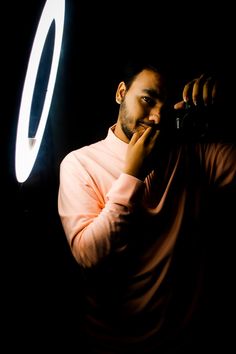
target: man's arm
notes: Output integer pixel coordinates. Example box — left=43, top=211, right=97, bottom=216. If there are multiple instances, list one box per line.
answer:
left=58, top=152, right=144, bottom=268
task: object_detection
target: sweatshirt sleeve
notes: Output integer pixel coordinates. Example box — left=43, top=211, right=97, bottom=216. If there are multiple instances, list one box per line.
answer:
left=200, top=143, right=236, bottom=188
left=58, top=153, right=144, bottom=268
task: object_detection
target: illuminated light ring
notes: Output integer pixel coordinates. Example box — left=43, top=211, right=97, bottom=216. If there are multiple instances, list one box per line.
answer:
left=15, top=0, right=65, bottom=183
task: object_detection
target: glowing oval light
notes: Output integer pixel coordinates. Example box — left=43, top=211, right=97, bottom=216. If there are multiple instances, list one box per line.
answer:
left=15, top=0, right=65, bottom=183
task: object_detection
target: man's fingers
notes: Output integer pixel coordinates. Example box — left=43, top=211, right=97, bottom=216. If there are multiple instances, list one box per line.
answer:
left=192, top=74, right=206, bottom=105
left=129, top=131, right=141, bottom=145
left=202, top=77, right=213, bottom=105
left=182, top=74, right=218, bottom=106
left=212, top=80, right=219, bottom=104
left=183, top=80, right=195, bottom=103
left=174, top=101, right=186, bottom=110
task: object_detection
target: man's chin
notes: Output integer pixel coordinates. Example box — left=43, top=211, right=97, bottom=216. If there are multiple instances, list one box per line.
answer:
left=121, top=126, right=133, bottom=141
left=135, top=125, right=147, bottom=136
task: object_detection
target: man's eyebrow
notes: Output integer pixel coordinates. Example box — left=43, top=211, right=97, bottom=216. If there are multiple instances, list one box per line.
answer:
left=142, top=88, right=162, bottom=99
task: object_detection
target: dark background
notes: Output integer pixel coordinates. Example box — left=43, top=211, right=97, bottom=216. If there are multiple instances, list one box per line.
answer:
left=1, top=0, right=235, bottom=350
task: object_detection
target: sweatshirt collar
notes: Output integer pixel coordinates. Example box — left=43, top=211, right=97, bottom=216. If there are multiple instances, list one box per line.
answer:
left=104, top=124, right=128, bottom=157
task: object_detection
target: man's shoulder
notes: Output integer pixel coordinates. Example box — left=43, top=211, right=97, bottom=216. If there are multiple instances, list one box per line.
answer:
left=61, top=138, right=106, bottom=165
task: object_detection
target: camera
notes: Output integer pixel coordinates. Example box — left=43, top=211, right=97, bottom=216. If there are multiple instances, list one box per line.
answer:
left=173, top=102, right=210, bottom=140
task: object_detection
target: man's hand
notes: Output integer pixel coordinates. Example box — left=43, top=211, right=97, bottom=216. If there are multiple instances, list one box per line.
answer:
left=123, top=127, right=160, bottom=180
left=174, top=74, right=219, bottom=110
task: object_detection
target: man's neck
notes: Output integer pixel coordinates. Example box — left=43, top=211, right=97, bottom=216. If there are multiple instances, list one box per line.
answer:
left=114, top=120, right=129, bottom=143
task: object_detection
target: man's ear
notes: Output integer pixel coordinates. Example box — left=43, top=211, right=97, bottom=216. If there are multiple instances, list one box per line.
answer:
left=116, top=81, right=126, bottom=104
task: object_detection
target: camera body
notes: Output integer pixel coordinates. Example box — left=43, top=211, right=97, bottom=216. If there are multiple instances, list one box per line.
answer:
left=173, top=102, right=210, bottom=140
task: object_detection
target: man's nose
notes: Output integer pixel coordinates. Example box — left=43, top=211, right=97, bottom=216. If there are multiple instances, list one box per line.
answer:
left=148, top=113, right=161, bottom=124
left=148, top=104, right=164, bottom=124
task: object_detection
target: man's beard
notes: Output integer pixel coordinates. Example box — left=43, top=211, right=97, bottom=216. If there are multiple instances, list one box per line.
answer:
left=121, top=122, right=133, bottom=140
left=119, top=100, right=135, bottom=141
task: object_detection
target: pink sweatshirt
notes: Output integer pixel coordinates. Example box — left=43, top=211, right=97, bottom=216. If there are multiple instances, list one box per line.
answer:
left=58, top=124, right=236, bottom=350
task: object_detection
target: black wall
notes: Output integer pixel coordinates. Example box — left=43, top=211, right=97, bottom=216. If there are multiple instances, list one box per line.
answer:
left=1, top=0, right=235, bottom=350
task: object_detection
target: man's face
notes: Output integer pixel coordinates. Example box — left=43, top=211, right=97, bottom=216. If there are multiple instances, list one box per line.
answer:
left=117, top=69, right=167, bottom=141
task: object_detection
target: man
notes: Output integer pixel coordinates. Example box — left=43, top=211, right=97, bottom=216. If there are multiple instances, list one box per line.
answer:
left=58, top=61, right=236, bottom=353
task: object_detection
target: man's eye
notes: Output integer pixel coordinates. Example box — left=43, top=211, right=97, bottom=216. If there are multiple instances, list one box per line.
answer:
left=142, top=96, right=155, bottom=106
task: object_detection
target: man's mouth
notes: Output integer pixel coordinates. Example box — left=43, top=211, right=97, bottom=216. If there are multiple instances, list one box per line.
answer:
left=139, top=121, right=161, bottom=129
